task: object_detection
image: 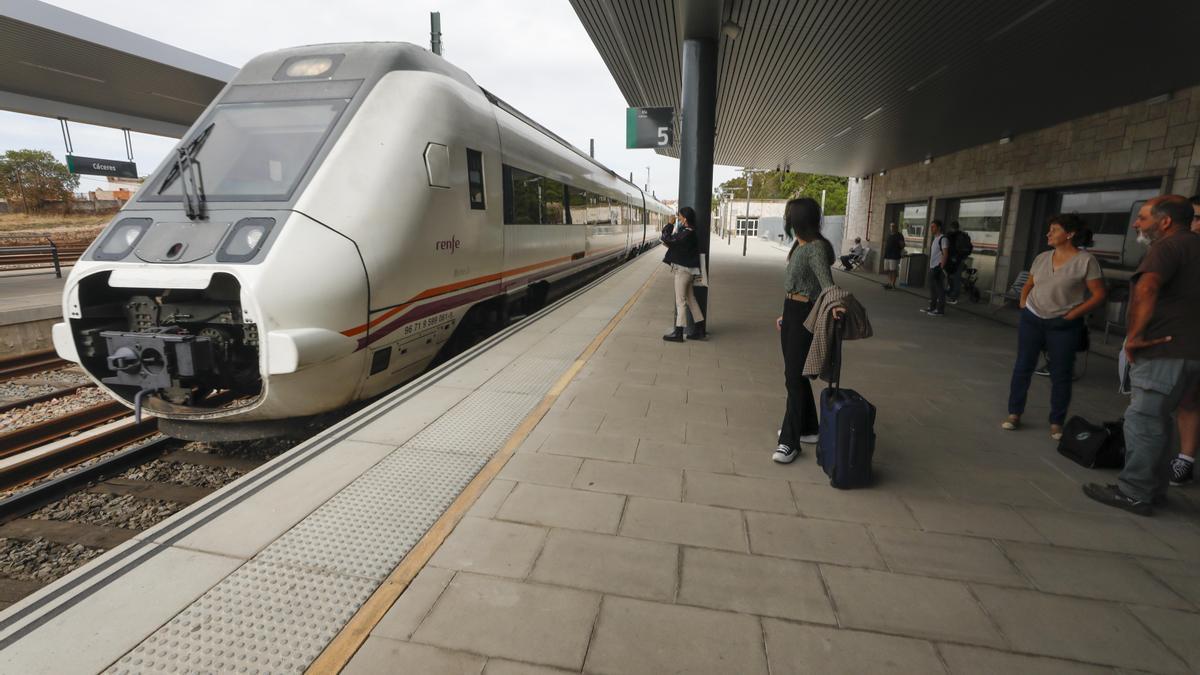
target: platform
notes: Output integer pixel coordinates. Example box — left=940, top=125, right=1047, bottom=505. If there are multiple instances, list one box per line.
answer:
left=0, top=270, right=66, bottom=357
left=3, top=239, right=1199, bottom=674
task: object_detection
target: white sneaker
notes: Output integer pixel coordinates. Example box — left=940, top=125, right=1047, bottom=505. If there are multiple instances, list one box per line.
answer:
left=772, top=444, right=799, bottom=464
left=798, top=433, right=819, bottom=444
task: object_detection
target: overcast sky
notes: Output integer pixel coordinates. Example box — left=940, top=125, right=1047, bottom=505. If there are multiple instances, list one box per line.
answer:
left=0, top=0, right=741, bottom=200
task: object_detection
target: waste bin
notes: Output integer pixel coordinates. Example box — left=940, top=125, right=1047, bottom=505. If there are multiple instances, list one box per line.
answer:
left=899, top=253, right=928, bottom=288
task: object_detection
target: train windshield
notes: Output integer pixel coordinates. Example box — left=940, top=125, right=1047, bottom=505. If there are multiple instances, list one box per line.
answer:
left=146, top=99, right=348, bottom=203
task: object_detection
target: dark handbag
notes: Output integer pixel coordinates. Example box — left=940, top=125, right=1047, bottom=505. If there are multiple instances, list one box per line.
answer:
left=1057, top=416, right=1125, bottom=469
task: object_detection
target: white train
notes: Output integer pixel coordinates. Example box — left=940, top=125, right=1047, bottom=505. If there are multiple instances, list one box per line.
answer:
left=52, top=43, right=673, bottom=439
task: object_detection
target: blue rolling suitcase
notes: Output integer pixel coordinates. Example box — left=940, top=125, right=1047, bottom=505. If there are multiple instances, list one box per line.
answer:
left=816, top=321, right=876, bottom=489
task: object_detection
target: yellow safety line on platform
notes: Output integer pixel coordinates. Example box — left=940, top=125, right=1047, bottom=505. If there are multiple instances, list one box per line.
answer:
left=307, top=265, right=659, bottom=675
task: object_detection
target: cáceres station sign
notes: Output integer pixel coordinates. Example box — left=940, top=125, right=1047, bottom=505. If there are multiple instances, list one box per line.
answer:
left=66, top=155, right=138, bottom=179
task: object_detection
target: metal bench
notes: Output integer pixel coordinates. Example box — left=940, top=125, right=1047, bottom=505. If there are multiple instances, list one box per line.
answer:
left=0, top=238, right=62, bottom=277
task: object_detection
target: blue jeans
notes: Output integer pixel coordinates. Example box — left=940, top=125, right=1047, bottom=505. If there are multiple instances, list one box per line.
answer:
left=1007, top=309, right=1083, bottom=424
left=1118, top=358, right=1200, bottom=501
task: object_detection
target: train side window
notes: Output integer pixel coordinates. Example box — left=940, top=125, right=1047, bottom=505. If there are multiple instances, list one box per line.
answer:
left=541, top=178, right=565, bottom=225
left=507, top=165, right=540, bottom=224
left=567, top=186, right=587, bottom=225
left=466, top=149, right=485, bottom=210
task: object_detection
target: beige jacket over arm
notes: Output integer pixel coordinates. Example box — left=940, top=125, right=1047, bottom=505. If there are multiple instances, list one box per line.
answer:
left=802, top=286, right=873, bottom=382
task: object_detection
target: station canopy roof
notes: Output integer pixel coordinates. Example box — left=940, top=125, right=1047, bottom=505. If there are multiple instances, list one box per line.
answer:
left=0, top=0, right=235, bottom=137
left=570, top=0, right=1200, bottom=177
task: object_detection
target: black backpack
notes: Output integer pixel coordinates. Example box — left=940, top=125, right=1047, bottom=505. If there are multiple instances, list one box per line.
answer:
left=1057, top=417, right=1125, bottom=469
left=955, top=231, right=974, bottom=257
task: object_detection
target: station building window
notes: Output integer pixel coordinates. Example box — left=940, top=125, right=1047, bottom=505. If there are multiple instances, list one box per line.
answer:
left=735, top=217, right=759, bottom=236
left=1023, top=180, right=1160, bottom=273
left=945, top=194, right=1004, bottom=293
left=886, top=201, right=929, bottom=254
left=466, top=149, right=485, bottom=210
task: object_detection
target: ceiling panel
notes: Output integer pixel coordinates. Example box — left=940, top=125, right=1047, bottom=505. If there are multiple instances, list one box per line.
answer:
left=570, top=0, right=1200, bottom=176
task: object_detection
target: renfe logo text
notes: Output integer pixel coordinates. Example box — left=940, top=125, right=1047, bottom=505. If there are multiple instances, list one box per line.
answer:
left=435, top=236, right=461, bottom=254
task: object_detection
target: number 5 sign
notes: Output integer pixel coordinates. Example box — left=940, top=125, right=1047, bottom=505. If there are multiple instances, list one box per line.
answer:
left=626, top=107, right=675, bottom=149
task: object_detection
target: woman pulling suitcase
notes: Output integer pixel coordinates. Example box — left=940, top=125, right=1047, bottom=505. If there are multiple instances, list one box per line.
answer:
left=773, top=198, right=844, bottom=464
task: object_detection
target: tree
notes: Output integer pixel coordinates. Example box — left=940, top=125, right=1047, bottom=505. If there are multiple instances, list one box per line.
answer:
left=0, top=150, right=79, bottom=212
left=717, top=170, right=848, bottom=215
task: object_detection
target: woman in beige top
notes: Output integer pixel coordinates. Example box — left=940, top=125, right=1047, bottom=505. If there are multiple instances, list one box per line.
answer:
left=1003, top=213, right=1107, bottom=439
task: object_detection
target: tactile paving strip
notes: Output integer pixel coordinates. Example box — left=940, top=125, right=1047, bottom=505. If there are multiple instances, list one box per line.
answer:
left=527, top=334, right=593, bottom=359
left=107, top=559, right=377, bottom=675
left=480, top=357, right=572, bottom=395
left=403, top=390, right=542, bottom=455
left=105, top=260, right=648, bottom=674
left=255, top=449, right=487, bottom=580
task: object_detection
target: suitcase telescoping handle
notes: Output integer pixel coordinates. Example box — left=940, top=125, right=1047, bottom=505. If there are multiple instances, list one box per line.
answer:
left=828, top=317, right=844, bottom=393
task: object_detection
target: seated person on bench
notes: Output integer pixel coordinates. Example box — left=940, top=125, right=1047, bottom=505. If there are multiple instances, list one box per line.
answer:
left=840, top=238, right=866, bottom=271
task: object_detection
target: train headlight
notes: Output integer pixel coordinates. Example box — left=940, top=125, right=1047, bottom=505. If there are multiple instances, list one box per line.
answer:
left=274, top=54, right=343, bottom=81
left=94, top=218, right=152, bottom=260
left=217, top=218, right=275, bottom=263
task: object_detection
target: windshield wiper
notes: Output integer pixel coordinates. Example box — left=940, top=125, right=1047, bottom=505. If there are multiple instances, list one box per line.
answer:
left=158, top=122, right=214, bottom=220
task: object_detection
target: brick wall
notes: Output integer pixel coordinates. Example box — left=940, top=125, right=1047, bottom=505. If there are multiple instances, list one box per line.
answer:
left=844, top=85, right=1200, bottom=298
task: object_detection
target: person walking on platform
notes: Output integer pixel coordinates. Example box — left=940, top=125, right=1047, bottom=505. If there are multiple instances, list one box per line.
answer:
left=882, top=223, right=904, bottom=289
left=922, top=220, right=949, bottom=316
left=661, top=206, right=705, bottom=342
left=944, top=220, right=972, bottom=303
left=773, top=198, right=842, bottom=464
left=1001, top=214, right=1105, bottom=440
left=1085, top=195, right=1200, bottom=516
left=1166, top=194, right=1200, bottom=486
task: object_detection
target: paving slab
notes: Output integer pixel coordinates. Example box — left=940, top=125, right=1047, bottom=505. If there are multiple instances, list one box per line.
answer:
left=344, top=638, right=485, bottom=675
left=1016, top=508, right=1178, bottom=559
left=634, top=438, right=733, bottom=473
left=821, top=565, right=1006, bottom=647
left=619, top=497, right=747, bottom=552
left=971, top=585, right=1189, bottom=672
left=572, top=458, right=683, bottom=500
left=370, top=566, right=455, bottom=641
left=763, top=620, right=947, bottom=674
left=1127, top=605, right=1200, bottom=672
left=937, top=644, right=1118, bottom=674
left=791, top=485, right=920, bottom=528
left=496, top=452, right=582, bottom=487
left=677, top=547, right=835, bottom=624
left=584, top=595, right=768, bottom=675
left=901, top=496, right=1049, bottom=543
left=528, top=529, right=677, bottom=601
left=870, top=526, right=1029, bottom=587
left=496, top=483, right=625, bottom=534
left=683, top=469, right=797, bottom=513
left=412, top=573, right=599, bottom=670
left=428, top=517, right=547, bottom=579
left=536, top=429, right=638, bottom=462
left=1002, top=542, right=1192, bottom=608
left=745, top=511, right=886, bottom=568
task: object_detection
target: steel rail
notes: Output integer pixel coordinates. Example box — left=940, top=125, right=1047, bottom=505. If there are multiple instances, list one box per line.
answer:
left=0, top=350, right=70, bottom=382
left=0, top=400, right=129, bottom=458
left=0, top=384, right=93, bottom=415
left=0, top=416, right=160, bottom=493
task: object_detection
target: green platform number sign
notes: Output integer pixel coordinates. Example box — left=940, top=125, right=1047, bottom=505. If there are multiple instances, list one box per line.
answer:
left=626, top=107, right=674, bottom=149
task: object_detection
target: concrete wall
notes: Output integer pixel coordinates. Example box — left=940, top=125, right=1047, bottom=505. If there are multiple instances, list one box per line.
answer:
left=844, top=84, right=1200, bottom=300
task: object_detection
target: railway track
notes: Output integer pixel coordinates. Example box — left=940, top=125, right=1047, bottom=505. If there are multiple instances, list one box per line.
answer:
left=0, top=349, right=69, bottom=383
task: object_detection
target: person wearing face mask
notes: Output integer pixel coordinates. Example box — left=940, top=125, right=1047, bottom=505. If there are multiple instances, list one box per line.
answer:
left=1002, top=213, right=1106, bottom=440
left=1085, top=195, right=1200, bottom=516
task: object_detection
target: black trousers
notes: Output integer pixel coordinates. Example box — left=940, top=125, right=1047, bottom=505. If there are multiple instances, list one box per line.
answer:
left=779, top=298, right=819, bottom=447
left=928, top=266, right=947, bottom=313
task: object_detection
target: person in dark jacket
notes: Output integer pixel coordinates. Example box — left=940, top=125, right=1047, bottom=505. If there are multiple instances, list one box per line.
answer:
left=882, top=223, right=904, bottom=289
left=662, top=207, right=705, bottom=341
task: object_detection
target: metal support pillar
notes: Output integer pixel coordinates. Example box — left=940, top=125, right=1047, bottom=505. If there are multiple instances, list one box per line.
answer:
left=678, top=38, right=717, bottom=328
